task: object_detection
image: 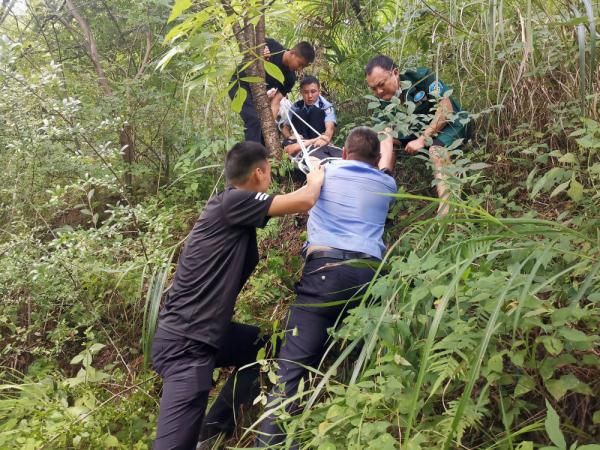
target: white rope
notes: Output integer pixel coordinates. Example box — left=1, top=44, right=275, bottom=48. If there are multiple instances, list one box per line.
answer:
left=283, top=101, right=342, bottom=174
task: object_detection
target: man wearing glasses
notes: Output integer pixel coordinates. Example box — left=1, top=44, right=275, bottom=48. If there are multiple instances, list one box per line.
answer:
left=365, top=55, right=470, bottom=216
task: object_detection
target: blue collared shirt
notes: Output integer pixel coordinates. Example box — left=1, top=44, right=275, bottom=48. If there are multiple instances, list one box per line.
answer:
left=307, top=160, right=397, bottom=259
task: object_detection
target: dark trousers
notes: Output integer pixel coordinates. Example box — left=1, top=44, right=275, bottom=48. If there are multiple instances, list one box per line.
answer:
left=256, top=257, right=376, bottom=447
left=152, top=322, right=268, bottom=450
left=230, top=87, right=263, bottom=143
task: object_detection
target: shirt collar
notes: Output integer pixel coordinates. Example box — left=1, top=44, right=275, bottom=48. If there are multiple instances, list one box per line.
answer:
left=334, top=159, right=377, bottom=170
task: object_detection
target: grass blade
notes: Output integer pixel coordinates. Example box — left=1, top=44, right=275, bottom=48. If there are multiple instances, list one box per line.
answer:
left=142, top=249, right=176, bottom=368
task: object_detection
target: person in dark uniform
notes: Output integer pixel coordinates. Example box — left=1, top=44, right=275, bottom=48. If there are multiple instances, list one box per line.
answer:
left=281, top=75, right=337, bottom=159
left=151, top=141, right=324, bottom=450
left=256, top=127, right=397, bottom=447
left=365, top=55, right=470, bottom=216
left=229, top=39, right=315, bottom=143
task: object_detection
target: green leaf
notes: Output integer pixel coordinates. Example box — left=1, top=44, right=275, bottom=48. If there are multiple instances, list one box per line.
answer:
left=66, top=405, right=90, bottom=420
left=104, top=435, right=119, bottom=447
left=567, top=177, right=584, bottom=202
left=89, top=343, right=105, bottom=354
left=546, top=374, right=591, bottom=401
left=70, top=354, right=84, bottom=365
left=326, top=404, right=345, bottom=420
left=231, top=87, right=247, bottom=114
left=593, top=410, right=600, bottom=424
left=559, top=328, right=597, bottom=343
left=550, top=181, right=571, bottom=198
left=546, top=379, right=570, bottom=401
left=366, top=433, right=397, bottom=450
left=267, top=369, right=278, bottom=384
left=540, top=336, right=563, bottom=356
left=468, top=162, right=490, bottom=171
left=239, top=76, right=263, bottom=83
left=156, top=44, right=188, bottom=71
left=545, top=400, right=566, bottom=450
left=430, top=285, right=448, bottom=298
left=264, top=61, right=284, bottom=84
left=514, top=375, right=535, bottom=397
left=558, top=153, right=578, bottom=164
left=487, top=353, right=504, bottom=373
left=168, top=0, right=192, bottom=23
left=516, top=443, right=534, bottom=450
left=531, top=174, right=548, bottom=198
left=394, top=354, right=412, bottom=366
left=577, top=446, right=600, bottom=450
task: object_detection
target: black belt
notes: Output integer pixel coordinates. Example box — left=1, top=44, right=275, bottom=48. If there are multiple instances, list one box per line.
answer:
left=306, top=249, right=380, bottom=263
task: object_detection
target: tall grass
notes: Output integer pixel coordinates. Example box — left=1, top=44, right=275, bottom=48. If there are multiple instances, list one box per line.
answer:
left=260, top=195, right=598, bottom=449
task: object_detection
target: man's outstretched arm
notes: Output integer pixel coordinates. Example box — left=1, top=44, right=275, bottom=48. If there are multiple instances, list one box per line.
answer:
left=268, top=165, right=324, bottom=216
left=378, top=129, right=396, bottom=174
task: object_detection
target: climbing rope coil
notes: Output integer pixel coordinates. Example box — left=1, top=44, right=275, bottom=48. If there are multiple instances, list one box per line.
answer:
left=279, top=97, right=342, bottom=174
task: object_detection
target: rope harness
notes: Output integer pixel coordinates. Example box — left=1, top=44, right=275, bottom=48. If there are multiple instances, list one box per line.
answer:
left=281, top=98, right=342, bottom=174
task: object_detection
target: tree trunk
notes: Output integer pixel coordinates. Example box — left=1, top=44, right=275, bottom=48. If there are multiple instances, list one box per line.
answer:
left=221, top=0, right=282, bottom=155
left=246, top=14, right=281, bottom=155
left=64, top=0, right=134, bottom=188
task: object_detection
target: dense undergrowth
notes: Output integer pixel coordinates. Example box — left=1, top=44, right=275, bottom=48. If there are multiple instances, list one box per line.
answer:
left=0, top=0, right=599, bottom=449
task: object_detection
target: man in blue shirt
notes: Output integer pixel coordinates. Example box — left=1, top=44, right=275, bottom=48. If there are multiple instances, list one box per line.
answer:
left=282, top=75, right=337, bottom=157
left=256, top=127, right=397, bottom=447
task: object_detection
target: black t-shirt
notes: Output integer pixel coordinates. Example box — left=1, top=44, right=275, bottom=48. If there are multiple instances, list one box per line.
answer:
left=157, top=187, right=274, bottom=349
left=230, top=38, right=296, bottom=97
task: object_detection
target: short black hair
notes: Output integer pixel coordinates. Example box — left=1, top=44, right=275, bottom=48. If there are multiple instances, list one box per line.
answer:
left=365, top=55, right=398, bottom=76
left=300, top=75, right=320, bottom=88
left=225, top=141, right=269, bottom=184
left=344, top=127, right=380, bottom=165
left=292, top=42, right=315, bottom=63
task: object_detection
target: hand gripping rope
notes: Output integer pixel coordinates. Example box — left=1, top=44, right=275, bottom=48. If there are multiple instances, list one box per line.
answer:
left=280, top=98, right=342, bottom=174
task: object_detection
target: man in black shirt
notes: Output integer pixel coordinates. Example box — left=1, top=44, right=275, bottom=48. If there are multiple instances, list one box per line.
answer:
left=229, top=38, right=315, bottom=143
left=151, top=141, right=324, bottom=450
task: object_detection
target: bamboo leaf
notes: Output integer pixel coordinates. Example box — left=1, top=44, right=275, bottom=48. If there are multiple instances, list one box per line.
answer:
left=231, top=87, right=247, bottom=114
left=264, top=60, right=284, bottom=84
left=156, top=44, right=188, bottom=71
left=168, top=0, right=192, bottom=23
left=240, top=76, right=263, bottom=83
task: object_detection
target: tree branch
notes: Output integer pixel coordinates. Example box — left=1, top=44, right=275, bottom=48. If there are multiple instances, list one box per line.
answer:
left=64, top=0, right=112, bottom=96
left=0, top=0, right=17, bottom=27
left=135, top=29, right=152, bottom=79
